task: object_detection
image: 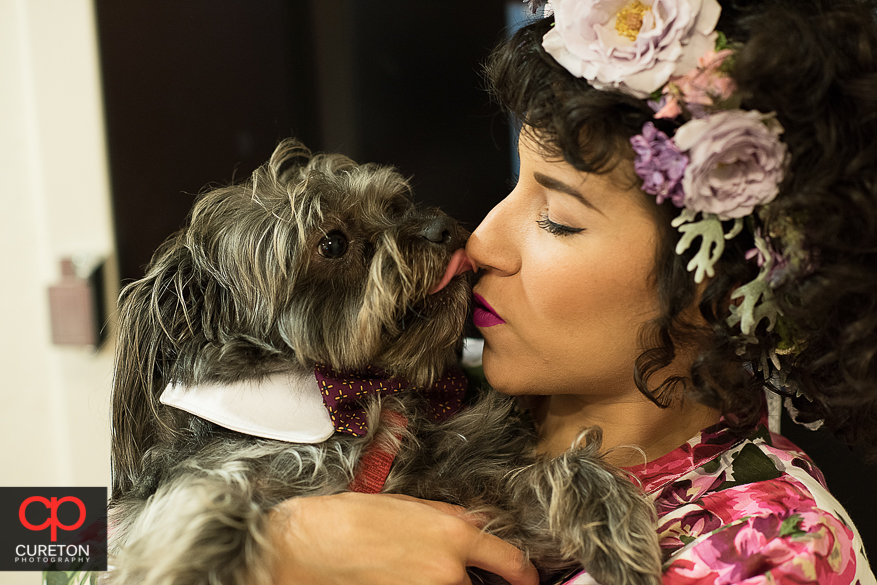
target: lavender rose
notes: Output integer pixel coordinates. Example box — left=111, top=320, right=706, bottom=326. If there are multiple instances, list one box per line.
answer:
left=674, top=110, right=787, bottom=219
left=542, top=0, right=722, bottom=98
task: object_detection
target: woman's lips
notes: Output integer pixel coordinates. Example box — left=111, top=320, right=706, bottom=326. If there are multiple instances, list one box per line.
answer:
left=473, top=292, right=506, bottom=327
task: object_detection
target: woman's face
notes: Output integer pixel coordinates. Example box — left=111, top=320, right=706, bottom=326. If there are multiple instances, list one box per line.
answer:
left=466, top=134, right=663, bottom=400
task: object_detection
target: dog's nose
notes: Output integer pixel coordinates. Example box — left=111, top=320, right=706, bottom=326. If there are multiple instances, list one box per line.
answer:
left=419, top=215, right=457, bottom=246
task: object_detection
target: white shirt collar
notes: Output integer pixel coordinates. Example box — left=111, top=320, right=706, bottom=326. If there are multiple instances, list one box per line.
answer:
left=159, top=370, right=334, bottom=444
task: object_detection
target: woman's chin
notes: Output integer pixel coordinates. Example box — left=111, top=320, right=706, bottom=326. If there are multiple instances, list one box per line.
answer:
left=482, top=353, right=534, bottom=396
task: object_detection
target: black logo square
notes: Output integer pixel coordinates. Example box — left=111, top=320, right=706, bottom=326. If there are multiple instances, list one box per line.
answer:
left=0, top=487, right=107, bottom=572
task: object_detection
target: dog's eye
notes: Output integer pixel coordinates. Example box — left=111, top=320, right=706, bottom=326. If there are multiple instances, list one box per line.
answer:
left=318, top=231, right=348, bottom=259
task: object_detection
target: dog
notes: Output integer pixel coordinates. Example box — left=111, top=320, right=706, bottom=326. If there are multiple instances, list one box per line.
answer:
left=107, top=139, right=661, bottom=585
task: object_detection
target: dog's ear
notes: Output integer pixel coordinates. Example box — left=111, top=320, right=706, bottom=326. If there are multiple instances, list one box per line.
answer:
left=111, top=234, right=202, bottom=500
left=270, top=139, right=313, bottom=185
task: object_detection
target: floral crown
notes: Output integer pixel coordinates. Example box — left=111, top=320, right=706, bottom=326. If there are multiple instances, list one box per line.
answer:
left=527, top=0, right=813, bottom=366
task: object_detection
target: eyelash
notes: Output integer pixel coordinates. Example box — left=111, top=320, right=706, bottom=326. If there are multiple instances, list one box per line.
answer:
left=537, top=212, right=585, bottom=236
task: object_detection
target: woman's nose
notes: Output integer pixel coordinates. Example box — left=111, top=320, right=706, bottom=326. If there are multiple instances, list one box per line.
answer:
left=466, top=193, right=520, bottom=275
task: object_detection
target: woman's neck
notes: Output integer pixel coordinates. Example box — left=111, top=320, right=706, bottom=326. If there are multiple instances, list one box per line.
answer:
left=531, top=393, right=721, bottom=467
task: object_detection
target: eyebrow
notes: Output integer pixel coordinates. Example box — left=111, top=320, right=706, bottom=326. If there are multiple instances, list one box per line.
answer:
left=533, top=172, right=604, bottom=215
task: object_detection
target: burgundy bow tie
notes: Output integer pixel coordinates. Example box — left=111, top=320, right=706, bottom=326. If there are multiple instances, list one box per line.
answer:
left=313, top=364, right=467, bottom=436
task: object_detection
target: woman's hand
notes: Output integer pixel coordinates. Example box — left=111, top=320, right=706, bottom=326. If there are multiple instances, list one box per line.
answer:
left=268, top=492, right=539, bottom=585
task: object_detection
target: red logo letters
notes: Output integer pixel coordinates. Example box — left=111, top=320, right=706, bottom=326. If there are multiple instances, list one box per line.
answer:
left=19, top=496, right=86, bottom=542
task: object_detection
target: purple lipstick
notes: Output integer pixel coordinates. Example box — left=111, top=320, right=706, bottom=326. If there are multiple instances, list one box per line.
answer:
left=473, top=292, right=506, bottom=327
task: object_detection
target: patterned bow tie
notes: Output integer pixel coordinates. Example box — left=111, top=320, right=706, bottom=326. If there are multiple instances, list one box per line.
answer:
left=313, top=364, right=467, bottom=436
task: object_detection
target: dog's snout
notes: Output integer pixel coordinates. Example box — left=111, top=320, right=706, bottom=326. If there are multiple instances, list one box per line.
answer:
left=419, top=215, right=457, bottom=246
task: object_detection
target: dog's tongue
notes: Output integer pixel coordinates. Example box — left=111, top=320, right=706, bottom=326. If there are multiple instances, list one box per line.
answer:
left=429, top=249, right=475, bottom=294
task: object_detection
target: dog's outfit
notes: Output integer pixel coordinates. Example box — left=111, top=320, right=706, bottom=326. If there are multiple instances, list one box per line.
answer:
left=161, top=365, right=468, bottom=494
left=563, top=401, right=876, bottom=585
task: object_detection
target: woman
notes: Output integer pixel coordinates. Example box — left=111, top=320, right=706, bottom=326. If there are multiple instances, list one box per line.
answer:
left=270, top=0, right=877, bottom=583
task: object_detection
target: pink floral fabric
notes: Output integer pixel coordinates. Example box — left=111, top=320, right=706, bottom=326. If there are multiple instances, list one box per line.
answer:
left=565, top=411, right=874, bottom=585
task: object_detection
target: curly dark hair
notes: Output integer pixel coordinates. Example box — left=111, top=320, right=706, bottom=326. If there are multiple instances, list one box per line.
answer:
left=485, top=0, right=877, bottom=459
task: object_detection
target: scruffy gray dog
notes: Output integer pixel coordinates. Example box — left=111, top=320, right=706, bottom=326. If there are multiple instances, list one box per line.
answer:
left=108, top=139, right=661, bottom=585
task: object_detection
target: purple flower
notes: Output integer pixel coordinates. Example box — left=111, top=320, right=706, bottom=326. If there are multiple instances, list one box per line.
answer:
left=542, top=0, right=722, bottom=98
left=674, top=110, right=788, bottom=219
left=745, top=229, right=783, bottom=268
left=745, top=246, right=772, bottom=268
left=746, top=229, right=790, bottom=285
left=631, top=122, right=689, bottom=206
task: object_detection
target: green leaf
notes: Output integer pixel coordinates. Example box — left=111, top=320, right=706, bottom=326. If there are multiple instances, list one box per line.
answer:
left=779, top=514, right=806, bottom=538
left=673, top=211, right=727, bottom=284
left=44, top=572, right=72, bottom=585
left=43, top=571, right=97, bottom=585
left=728, top=277, right=779, bottom=335
left=717, top=443, right=781, bottom=490
left=701, top=457, right=722, bottom=474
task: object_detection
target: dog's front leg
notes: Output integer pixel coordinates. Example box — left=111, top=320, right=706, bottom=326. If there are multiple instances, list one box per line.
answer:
left=108, top=474, right=274, bottom=585
left=502, top=432, right=662, bottom=585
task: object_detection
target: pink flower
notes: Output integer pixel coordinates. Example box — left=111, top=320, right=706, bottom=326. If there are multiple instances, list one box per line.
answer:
left=673, top=110, right=787, bottom=219
left=732, top=521, right=771, bottom=557
left=542, top=0, right=722, bottom=98
left=655, top=49, right=736, bottom=119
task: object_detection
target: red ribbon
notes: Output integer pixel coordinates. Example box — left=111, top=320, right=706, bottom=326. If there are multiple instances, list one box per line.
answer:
left=348, top=410, right=409, bottom=494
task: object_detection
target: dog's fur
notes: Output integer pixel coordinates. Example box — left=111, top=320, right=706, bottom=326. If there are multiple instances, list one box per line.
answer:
left=108, top=139, right=662, bottom=585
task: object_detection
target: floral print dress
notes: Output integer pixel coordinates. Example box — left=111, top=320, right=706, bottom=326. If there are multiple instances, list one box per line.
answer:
left=565, top=409, right=875, bottom=585
left=46, top=397, right=875, bottom=585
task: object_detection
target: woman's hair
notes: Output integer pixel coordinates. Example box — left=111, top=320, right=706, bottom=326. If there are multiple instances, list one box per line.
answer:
left=485, top=0, right=877, bottom=459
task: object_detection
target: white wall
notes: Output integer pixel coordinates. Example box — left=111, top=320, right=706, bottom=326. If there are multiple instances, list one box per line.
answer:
left=0, top=0, right=114, bottom=582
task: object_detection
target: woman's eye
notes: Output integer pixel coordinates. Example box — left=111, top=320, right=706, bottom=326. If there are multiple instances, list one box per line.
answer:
left=537, top=213, right=584, bottom=236
left=318, top=230, right=349, bottom=258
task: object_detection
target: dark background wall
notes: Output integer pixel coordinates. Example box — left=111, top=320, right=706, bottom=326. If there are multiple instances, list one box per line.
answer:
left=94, top=0, right=875, bottom=560
left=95, top=0, right=511, bottom=285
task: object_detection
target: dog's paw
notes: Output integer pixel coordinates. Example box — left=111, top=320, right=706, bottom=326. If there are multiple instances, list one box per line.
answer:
left=109, top=477, right=273, bottom=585
left=505, top=431, right=662, bottom=585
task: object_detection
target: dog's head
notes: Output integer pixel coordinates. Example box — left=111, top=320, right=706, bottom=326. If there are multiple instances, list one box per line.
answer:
left=112, top=139, right=472, bottom=493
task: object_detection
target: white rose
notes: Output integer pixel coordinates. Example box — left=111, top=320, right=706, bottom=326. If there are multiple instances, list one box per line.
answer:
left=542, top=0, right=721, bottom=98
